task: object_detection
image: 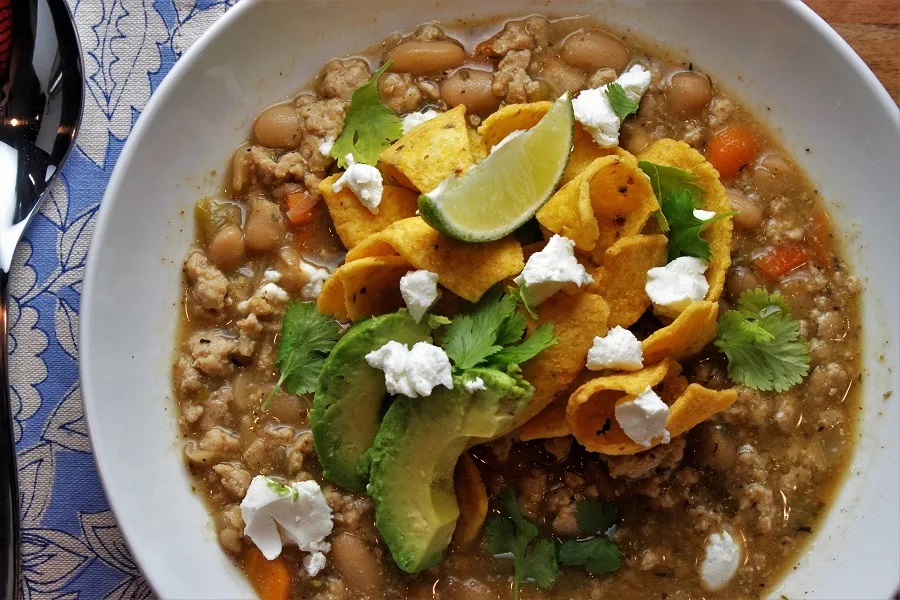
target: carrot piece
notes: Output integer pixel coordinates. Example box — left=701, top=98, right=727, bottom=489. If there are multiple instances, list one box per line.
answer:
left=244, top=546, right=293, bottom=600
left=808, top=208, right=834, bottom=267
left=285, top=191, right=319, bottom=225
left=754, top=243, right=811, bottom=280
left=707, top=124, right=759, bottom=178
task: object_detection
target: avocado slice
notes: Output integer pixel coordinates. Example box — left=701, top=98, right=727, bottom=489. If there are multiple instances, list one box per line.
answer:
left=310, top=311, right=431, bottom=492
left=367, top=368, right=533, bottom=573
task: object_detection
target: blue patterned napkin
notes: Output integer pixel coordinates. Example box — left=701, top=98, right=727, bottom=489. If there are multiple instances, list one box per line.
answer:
left=10, top=2, right=236, bottom=597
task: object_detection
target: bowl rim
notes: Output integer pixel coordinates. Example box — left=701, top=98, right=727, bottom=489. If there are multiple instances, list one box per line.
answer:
left=78, top=0, right=900, bottom=597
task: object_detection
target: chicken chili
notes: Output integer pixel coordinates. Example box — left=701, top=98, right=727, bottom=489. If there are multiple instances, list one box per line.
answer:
left=173, top=15, right=861, bottom=600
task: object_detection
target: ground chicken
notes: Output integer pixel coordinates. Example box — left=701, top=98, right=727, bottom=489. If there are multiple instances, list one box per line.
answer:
left=188, top=331, right=238, bottom=378
left=492, top=49, right=540, bottom=104
left=213, top=462, right=252, bottom=498
left=476, top=16, right=549, bottom=58
left=378, top=72, right=440, bottom=114
left=606, top=437, right=686, bottom=480
left=218, top=504, right=245, bottom=554
left=183, top=251, right=228, bottom=311
left=318, top=58, right=371, bottom=101
left=174, top=355, right=205, bottom=397
left=199, top=387, right=235, bottom=432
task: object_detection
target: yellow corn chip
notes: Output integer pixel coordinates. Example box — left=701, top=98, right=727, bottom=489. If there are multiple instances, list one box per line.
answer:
left=536, top=162, right=601, bottom=251
left=594, top=234, right=668, bottom=328
left=537, top=153, right=658, bottom=257
left=346, top=217, right=523, bottom=303
left=666, top=384, right=738, bottom=438
left=319, top=175, right=419, bottom=250
left=468, top=128, right=488, bottom=161
left=379, top=105, right=474, bottom=193
left=637, top=139, right=733, bottom=301
left=567, top=359, right=679, bottom=455
left=316, top=256, right=411, bottom=321
left=641, top=301, right=719, bottom=365
left=561, top=124, right=623, bottom=185
left=477, top=101, right=551, bottom=148
left=452, top=453, right=488, bottom=548
left=587, top=151, right=659, bottom=259
left=511, top=292, right=610, bottom=431
left=515, top=397, right=570, bottom=441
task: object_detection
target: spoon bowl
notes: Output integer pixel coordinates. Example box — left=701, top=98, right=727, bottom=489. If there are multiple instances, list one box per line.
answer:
left=0, top=0, right=83, bottom=596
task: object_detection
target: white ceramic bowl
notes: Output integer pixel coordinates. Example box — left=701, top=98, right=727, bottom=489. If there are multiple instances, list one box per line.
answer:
left=79, top=1, right=900, bottom=598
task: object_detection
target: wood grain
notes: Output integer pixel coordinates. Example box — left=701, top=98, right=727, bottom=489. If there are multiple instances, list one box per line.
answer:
left=805, top=0, right=899, bottom=102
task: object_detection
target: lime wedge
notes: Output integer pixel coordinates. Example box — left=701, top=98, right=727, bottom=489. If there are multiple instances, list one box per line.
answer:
left=419, top=96, right=574, bottom=242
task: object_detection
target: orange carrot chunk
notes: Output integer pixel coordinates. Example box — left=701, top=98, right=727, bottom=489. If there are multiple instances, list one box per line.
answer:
left=707, top=124, right=759, bottom=178
left=285, top=191, right=319, bottom=225
left=244, top=546, right=293, bottom=600
left=754, top=243, right=811, bottom=280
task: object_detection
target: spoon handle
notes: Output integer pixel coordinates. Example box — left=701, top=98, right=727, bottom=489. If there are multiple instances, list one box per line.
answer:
left=0, top=269, right=21, bottom=599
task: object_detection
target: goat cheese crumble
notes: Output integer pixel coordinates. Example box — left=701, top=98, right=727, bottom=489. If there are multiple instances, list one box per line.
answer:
left=240, top=475, right=333, bottom=575
left=615, top=385, right=670, bottom=447
left=513, top=234, right=594, bottom=306
left=332, top=153, right=383, bottom=214
left=587, top=326, right=644, bottom=371
left=365, top=341, right=453, bottom=398
left=401, top=109, right=441, bottom=134
left=572, top=64, right=652, bottom=148
left=645, top=256, right=710, bottom=319
left=237, top=282, right=290, bottom=314
left=318, top=136, right=335, bottom=156
left=463, top=377, right=486, bottom=393
left=300, top=262, right=331, bottom=300
left=699, top=530, right=743, bottom=590
left=399, top=269, right=440, bottom=323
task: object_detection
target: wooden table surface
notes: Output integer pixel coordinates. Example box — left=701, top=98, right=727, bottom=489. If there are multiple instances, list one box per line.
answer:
left=805, top=0, right=898, bottom=102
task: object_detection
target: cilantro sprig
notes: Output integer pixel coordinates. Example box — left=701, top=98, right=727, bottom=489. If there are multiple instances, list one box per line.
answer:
left=638, top=160, right=704, bottom=232
left=330, top=62, right=403, bottom=167
left=661, top=189, right=734, bottom=261
left=440, top=286, right=557, bottom=371
left=558, top=498, right=622, bottom=575
left=605, top=82, right=640, bottom=120
left=715, top=288, right=811, bottom=392
left=486, top=488, right=559, bottom=599
left=262, top=301, right=341, bottom=409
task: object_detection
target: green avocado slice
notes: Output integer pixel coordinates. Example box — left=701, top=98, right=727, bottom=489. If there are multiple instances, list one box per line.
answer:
left=310, top=311, right=431, bottom=492
left=367, top=368, right=533, bottom=573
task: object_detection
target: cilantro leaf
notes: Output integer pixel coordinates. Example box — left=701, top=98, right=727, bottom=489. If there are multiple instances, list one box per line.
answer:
left=559, top=537, right=621, bottom=574
left=263, top=301, right=340, bottom=409
left=330, top=62, right=403, bottom=168
left=714, top=288, right=811, bottom=392
left=487, top=488, right=559, bottom=599
left=441, top=287, right=517, bottom=370
left=575, top=498, right=619, bottom=535
left=490, top=324, right=558, bottom=366
left=509, top=283, right=538, bottom=319
left=605, top=82, right=639, bottom=120
left=495, top=311, right=527, bottom=347
left=427, top=314, right=452, bottom=329
left=660, top=189, right=733, bottom=261
left=638, top=161, right=705, bottom=232
left=520, top=539, right=559, bottom=589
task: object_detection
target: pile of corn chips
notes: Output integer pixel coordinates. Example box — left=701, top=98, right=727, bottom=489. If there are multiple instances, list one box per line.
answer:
left=318, top=101, right=737, bottom=459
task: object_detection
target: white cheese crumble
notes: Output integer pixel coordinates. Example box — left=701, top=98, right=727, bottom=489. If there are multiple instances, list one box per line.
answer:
left=401, top=108, right=440, bottom=134
left=240, top=476, right=333, bottom=570
left=399, top=269, right=440, bottom=323
left=300, top=262, right=331, bottom=300
left=332, top=153, right=383, bottom=214
left=699, top=530, right=743, bottom=590
left=614, top=385, right=670, bottom=447
left=586, top=326, right=644, bottom=371
left=365, top=341, right=453, bottom=398
left=645, top=256, right=710, bottom=319
left=513, top=234, right=594, bottom=306
left=464, top=377, right=486, bottom=393
left=572, top=64, right=652, bottom=148
left=490, top=129, right=525, bottom=154
left=693, top=208, right=717, bottom=221
left=318, top=136, right=335, bottom=157
left=262, top=269, right=282, bottom=284
left=236, top=282, right=290, bottom=313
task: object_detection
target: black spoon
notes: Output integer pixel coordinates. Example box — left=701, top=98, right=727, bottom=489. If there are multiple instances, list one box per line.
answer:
left=0, top=0, right=83, bottom=596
